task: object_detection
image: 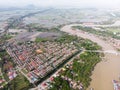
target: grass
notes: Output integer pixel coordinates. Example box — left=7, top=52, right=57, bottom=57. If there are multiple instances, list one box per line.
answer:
left=3, top=74, right=33, bottom=90
left=35, top=37, right=48, bottom=43
left=4, top=34, right=13, bottom=40
left=21, top=69, right=28, bottom=74
left=106, top=28, right=120, bottom=33
left=73, top=26, right=120, bottom=39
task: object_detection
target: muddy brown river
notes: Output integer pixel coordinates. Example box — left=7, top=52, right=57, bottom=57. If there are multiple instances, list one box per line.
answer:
left=60, top=24, right=120, bottom=90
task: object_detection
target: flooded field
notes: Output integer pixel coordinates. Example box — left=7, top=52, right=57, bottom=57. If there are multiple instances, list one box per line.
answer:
left=61, top=24, right=120, bottom=90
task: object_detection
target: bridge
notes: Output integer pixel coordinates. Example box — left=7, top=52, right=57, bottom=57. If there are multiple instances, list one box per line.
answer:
left=80, top=49, right=120, bottom=55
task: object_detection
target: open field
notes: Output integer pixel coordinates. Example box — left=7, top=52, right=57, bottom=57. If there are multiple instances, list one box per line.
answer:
left=106, top=28, right=120, bottom=33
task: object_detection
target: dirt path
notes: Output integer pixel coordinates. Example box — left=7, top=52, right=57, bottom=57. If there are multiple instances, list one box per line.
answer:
left=60, top=24, right=120, bottom=90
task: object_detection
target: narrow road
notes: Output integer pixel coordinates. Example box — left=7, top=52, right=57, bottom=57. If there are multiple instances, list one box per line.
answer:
left=60, top=24, right=120, bottom=90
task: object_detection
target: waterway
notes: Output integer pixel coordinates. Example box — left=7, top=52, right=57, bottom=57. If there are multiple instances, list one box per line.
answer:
left=60, top=24, right=120, bottom=90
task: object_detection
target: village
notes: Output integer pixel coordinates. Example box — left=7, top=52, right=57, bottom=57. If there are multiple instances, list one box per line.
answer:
left=6, top=40, right=79, bottom=84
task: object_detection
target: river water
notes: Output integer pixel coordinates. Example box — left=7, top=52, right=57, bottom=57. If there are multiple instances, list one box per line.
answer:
left=60, top=24, right=120, bottom=90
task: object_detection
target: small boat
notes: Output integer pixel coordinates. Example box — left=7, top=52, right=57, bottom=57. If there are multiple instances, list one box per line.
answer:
left=112, top=80, right=120, bottom=90
left=89, top=88, right=94, bottom=90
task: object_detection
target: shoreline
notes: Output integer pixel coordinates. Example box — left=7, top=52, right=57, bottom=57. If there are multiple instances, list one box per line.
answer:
left=60, top=24, right=120, bottom=90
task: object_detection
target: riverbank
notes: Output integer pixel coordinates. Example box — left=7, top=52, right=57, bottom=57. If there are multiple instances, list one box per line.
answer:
left=60, top=24, right=120, bottom=90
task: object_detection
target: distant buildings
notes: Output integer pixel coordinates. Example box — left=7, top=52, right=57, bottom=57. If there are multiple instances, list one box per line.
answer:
left=8, top=29, right=27, bottom=36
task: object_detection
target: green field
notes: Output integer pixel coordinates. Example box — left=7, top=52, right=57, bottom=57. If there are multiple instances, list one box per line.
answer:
left=106, top=28, right=120, bottom=33
left=2, top=74, right=33, bottom=90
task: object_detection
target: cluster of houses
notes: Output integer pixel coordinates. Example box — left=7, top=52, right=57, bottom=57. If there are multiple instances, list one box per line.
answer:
left=7, top=70, right=17, bottom=80
left=0, top=51, right=17, bottom=89
left=109, top=38, right=120, bottom=49
left=36, top=60, right=84, bottom=90
left=61, top=76, right=83, bottom=90
left=58, top=62, right=83, bottom=90
left=6, top=41, right=78, bottom=83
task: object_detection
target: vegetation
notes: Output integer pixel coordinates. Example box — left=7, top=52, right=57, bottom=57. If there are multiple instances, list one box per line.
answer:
left=55, top=34, right=78, bottom=43
left=0, top=50, right=33, bottom=90
left=2, top=74, right=33, bottom=90
left=0, top=50, right=15, bottom=81
left=35, top=37, right=48, bottom=43
left=49, top=35, right=102, bottom=90
left=3, top=34, right=13, bottom=40
left=0, top=34, right=13, bottom=44
left=49, top=76, right=72, bottom=90
left=32, top=26, right=61, bottom=33
left=76, top=51, right=100, bottom=88
left=106, top=27, right=120, bottom=33
left=72, top=26, right=120, bottom=39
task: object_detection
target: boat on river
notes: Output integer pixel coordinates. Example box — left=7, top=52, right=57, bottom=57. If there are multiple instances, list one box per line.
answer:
left=113, top=80, right=120, bottom=90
